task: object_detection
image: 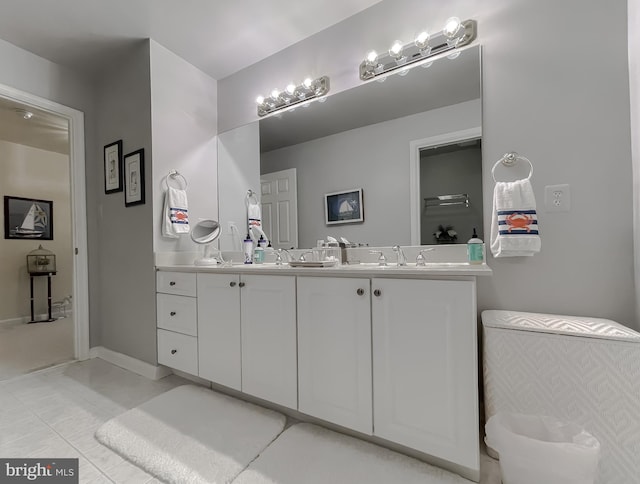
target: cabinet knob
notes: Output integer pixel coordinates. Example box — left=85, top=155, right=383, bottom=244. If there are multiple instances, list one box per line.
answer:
left=373, top=289, right=382, bottom=297
left=230, top=281, right=237, bottom=287
left=239, top=282, right=246, bottom=288
left=171, top=349, right=177, bottom=354
left=170, top=311, right=176, bottom=316
left=169, top=281, right=176, bottom=286
left=357, top=288, right=365, bottom=296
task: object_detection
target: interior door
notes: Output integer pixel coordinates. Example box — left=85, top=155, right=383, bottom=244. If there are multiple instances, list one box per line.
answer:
left=260, top=168, right=298, bottom=249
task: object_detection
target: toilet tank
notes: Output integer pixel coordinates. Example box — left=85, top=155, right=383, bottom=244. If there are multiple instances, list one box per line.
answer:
left=481, top=310, right=640, bottom=484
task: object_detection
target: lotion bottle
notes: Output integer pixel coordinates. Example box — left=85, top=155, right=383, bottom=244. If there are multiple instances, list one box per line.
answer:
left=467, top=228, right=484, bottom=265
left=243, top=234, right=253, bottom=264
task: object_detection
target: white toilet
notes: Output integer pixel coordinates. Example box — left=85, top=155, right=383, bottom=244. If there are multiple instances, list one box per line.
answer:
left=482, top=310, right=640, bottom=484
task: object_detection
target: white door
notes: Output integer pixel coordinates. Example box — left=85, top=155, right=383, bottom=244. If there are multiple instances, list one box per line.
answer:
left=297, top=277, right=372, bottom=434
left=197, top=273, right=241, bottom=390
left=371, top=278, right=479, bottom=471
left=260, top=168, right=298, bottom=249
left=241, top=274, right=297, bottom=409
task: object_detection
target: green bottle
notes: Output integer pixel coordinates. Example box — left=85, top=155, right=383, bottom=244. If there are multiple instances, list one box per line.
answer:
left=467, top=228, right=484, bottom=264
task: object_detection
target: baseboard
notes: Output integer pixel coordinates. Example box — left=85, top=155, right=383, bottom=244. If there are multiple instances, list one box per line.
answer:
left=0, top=311, right=74, bottom=327
left=89, top=346, right=172, bottom=380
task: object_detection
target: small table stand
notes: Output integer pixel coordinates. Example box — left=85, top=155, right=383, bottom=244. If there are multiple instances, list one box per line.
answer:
left=28, top=271, right=57, bottom=323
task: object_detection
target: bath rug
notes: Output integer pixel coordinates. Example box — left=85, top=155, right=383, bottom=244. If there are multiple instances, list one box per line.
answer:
left=95, top=384, right=286, bottom=484
left=234, top=423, right=473, bottom=484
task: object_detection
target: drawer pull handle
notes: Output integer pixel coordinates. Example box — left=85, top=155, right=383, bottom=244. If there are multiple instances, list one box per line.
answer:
left=230, top=282, right=237, bottom=287
left=171, top=349, right=177, bottom=354
left=373, top=289, right=382, bottom=297
left=170, top=311, right=176, bottom=316
left=169, top=281, right=176, bottom=286
left=239, top=282, right=246, bottom=288
left=357, top=288, right=365, bottom=296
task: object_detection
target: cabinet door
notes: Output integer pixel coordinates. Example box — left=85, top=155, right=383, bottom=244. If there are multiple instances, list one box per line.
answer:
left=372, top=278, right=479, bottom=471
left=241, top=274, right=297, bottom=409
left=197, top=273, right=241, bottom=390
left=297, top=277, right=372, bottom=434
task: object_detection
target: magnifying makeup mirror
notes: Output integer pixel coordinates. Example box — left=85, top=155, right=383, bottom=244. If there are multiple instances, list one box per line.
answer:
left=191, top=219, right=221, bottom=266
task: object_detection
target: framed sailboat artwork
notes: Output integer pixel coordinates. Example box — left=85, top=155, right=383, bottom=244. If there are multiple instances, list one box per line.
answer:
left=4, top=196, right=53, bottom=240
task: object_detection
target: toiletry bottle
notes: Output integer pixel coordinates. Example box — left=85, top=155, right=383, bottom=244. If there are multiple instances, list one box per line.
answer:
left=243, top=234, right=253, bottom=264
left=253, top=245, right=264, bottom=264
left=258, top=235, right=267, bottom=250
left=467, top=228, right=484, bottom=265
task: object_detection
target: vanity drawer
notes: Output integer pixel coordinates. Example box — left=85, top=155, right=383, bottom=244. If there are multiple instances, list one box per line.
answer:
left=157, top=329, right=198, bottom=374
left=157, top=271, right=196, bottom=297
left=157, top=293, right=197, bottom=336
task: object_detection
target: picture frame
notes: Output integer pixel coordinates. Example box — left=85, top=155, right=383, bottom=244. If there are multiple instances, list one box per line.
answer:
left=4, top=196, right=53, bottom=240
left=324, top=188, right=364, bottom=225
left=124, top=149, right=145, bottom=207
left=104, top=140, right=123, bottom=193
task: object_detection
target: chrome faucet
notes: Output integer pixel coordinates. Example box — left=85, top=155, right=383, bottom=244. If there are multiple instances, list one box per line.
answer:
left=392, top=245, right=407, bottom=266
left=299, top=250, right=314, bottom=262
left=275, top=248, right=292, bottom=265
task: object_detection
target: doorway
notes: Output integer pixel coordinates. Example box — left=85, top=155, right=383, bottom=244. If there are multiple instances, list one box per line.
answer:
left=0, top=83, right=89, bottom=378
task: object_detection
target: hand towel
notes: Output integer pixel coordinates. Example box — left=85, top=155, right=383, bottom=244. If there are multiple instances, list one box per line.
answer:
left=490, top=178, right=541, bottom=257
left=162, top=187, right=190, bottom=238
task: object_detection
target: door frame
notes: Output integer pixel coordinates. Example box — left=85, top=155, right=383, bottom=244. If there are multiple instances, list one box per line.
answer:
left=0, top=83, right=90, bottom=360
left=409, top=127, right=482, bottom=245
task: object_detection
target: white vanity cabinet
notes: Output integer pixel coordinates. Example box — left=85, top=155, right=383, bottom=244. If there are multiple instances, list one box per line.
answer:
left=371, top=278, right=479, bottom=472
left=156, top=272, right=198, bottom=375
left=297, top=276, right=372, bottom=434
left=196, top=273, right=297, bottom=409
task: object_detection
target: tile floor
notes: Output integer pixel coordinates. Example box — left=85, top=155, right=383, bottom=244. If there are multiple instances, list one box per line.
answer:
left=0, top=358, right=501, bottom=483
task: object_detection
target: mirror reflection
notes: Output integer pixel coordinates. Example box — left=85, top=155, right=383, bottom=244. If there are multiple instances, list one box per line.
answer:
left=259, top=45, right=482, bottom=249
left=217, top=45, right=482, bottom=250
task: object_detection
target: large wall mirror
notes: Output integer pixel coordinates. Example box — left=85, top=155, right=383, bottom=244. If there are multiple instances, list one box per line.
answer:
left=218, top=45, right=482, bottom=250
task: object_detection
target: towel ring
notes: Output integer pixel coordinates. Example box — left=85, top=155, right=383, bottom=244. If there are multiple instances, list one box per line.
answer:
left=246, top=189, right=259, bottom=206
left=164, top=170, right=188, bottom=190
left=491, top=152, right=533, bottom=182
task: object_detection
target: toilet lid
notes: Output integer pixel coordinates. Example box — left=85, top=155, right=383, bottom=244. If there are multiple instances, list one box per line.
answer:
left=481, top=310, right=640, bottom=342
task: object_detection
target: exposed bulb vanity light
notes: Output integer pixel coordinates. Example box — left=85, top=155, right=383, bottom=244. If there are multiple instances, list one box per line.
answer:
left=256, top=76, right=330, bottom=117
left=359, top=17, right=477, bottom=81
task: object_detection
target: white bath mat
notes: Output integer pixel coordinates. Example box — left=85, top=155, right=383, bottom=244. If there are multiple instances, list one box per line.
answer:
left=95, top=384, right=286, bottom=484
left=234, top=423, right=473, bottom=484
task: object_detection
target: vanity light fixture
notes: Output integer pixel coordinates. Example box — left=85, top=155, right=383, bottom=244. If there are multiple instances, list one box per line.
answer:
left=256, top=76, right=330, bottom=117
left=359, top=17, right=477, bottom=81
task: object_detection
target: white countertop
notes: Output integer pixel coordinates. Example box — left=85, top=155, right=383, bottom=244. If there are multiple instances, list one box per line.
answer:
left=156, top=262, right=492, bottom=278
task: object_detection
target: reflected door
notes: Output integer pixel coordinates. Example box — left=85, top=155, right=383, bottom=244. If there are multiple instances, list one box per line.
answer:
left=260, top=168, right=298, bottom=249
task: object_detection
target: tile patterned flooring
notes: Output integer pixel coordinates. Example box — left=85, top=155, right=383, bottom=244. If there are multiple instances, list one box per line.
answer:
left=0, top=358, right=501, bottom=483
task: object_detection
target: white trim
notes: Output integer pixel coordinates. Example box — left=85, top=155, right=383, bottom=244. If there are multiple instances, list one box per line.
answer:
left=409, top=127, right=482, bottom=245
left=0, top=313, right=73, bottom=326
left=0, top=83, right=90, bottom=361
left=89, top=346, right=173, bottom=380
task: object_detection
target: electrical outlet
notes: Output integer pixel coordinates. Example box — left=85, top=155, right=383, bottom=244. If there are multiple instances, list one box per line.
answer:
left=544, top=184, right=570, bottom=212
left=227, top=221, right=237, bottom=233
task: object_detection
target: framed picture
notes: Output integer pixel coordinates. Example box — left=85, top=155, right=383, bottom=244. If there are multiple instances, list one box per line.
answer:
left=124, top=148, right=145, bottom=207
left=4, top=196, right=53, bottom=240
left=104, top=140, right=123, bottom=193
left=324, top=188, right=364, bottom=225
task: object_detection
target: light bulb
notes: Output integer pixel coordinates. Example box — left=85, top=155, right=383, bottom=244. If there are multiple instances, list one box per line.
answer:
left=285, top=84, right=296, bottom=95
left=255, top=95, right=265, bottom=105
left=303, top=77, right=313, bottom=89
left=365, top=50, right=378, bottom=66
left=443, top=17, right=462, bottom=39
left=415, top=31, right=430, bottom=50
left=270, top=89, right=280, bottom=100
left=389, top=41, right=403, bottom=60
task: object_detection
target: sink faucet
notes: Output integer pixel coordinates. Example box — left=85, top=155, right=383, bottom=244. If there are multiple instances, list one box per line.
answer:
left=392, top=245, right=407, bottom=266
left=275, top=248, right=292, bottom=265
left=299, top=251, right=314, bottom=262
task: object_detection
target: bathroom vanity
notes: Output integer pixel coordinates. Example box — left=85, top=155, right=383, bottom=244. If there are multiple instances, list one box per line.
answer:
left=155, top=261, right=491, bottom=481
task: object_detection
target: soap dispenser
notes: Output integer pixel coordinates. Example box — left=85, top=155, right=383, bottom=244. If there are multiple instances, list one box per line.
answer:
left=243, top=233, right=254, bottom=264
left=467, top=228, right=484, bottom=265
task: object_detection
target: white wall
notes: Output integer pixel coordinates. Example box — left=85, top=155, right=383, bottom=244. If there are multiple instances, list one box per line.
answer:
left=261, top=100, right=481, bottom=248
left=220, top=0, right=636, bottom=328
left=630, top=0, right=640, bottom=325
left=150, top=41, right=219, bottom=256
left=95, top=41, right=155, bottom=364
left=0, top=141, right=72, bottom=321
left=218, top=122, right=260, bottom=251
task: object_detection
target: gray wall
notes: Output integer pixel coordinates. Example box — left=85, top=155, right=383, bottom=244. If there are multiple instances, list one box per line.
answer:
left=631, top=0, right=640, bottom=325
left=420, top=145, right=483, bottom=245
left=95, top=41, right=155, bottom=363
left=221, top=0, right=636, bottom=328
left=261, top=100, right=481, bottom=248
